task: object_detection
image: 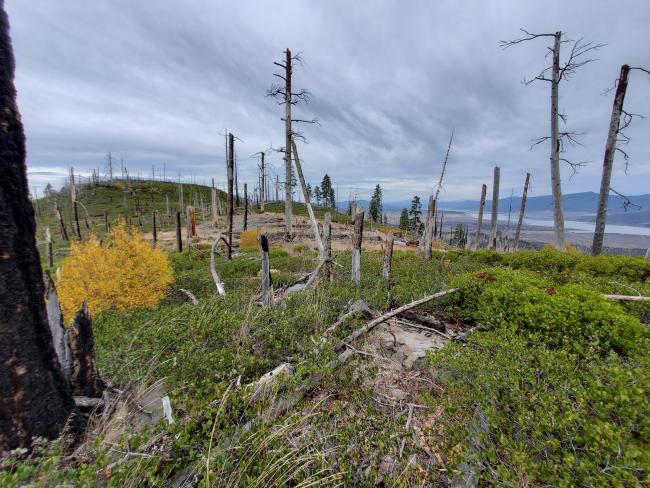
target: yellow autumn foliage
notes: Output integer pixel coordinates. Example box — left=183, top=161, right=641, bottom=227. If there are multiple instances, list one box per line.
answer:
left=57, top=222, right=174, bottom=319
left=239, top=230, right=260, bottom=249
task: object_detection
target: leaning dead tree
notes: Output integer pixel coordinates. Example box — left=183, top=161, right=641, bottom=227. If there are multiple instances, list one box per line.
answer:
left=592, top=65, right=650, bottom=255
left=433, top=129, right=454, bottom=203
left=0, top=6, right=77, bottom=449
left=268, top=49, right=317, bottom=239
left=501, top=29, right=603, bottom=251
left=513, top=173, right=531, bottom=250
left=473, top=184, right=487, bottom=250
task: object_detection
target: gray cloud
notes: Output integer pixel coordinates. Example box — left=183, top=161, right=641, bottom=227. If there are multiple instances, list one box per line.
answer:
left=6, top=0, right=650, bottom=202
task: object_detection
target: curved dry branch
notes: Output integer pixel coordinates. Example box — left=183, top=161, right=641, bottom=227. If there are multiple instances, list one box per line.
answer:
left=210, top=237, right=226, bottom=296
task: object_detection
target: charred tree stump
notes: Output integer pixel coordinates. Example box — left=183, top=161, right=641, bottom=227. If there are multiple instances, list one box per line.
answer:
left=0, top=7, right=77, bottom=449
left=352, top=208, right=365, bottom=285
left=258, top=234, right=272, bottom=308
left=68, top=302, right=105, bottom=398
left=176, top=211, right=182, bottom=252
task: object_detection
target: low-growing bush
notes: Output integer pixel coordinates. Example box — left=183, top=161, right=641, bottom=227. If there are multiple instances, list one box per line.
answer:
left=239, top=230, right=260, bottom=249
left=57, top=222, right=173, bottom=318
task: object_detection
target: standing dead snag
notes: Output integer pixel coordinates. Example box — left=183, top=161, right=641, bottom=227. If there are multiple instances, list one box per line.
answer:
left=152, top=211, right=158, bottom=247
left=473, top=184, right=487, bottom=250
left=352, top=208, right=365, bottom=285
left=383, top=235, right=394, bottom=280
left=513, top=173, right=530, bottom=251
left=258, top=234, right=272, bottom=308
left=323, top=212, right=333, bottom=281
left=45, top=227, right=54, bottom=267
left=211, top=179, right=218, bottom=224
left=433, top=129, right=454, bottom=203
left=489, top=166, right=500, bottom=250
left=175, top=210, right=183, bottom=252
left=0, top=5, right=77, bottom=449
left=243, top=183, right=248, bottom=232
left=55, top=203, right=69, bottom=241
left=422, top=196, right=436, bottom=260
left=291, top=140, right=324, bottom=256
left=259, top=152, right=266, bottom=213
left=226, top=133, right=234, bottom=260
left=592, top=65, right=650, bottom=255
left=268, top=49, right=317, bottom=239
left=500, top=29, right=603, bottom=251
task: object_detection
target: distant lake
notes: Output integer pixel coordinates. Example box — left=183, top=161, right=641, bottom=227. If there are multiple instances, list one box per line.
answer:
left=462, top=211, right=650, bottom=237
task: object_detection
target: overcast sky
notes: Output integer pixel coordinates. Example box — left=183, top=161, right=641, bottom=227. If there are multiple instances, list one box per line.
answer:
left=6, top=0, right=650, bottom=203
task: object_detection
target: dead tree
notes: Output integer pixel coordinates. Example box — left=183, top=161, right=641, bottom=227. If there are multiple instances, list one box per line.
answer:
left=70, top=168, right=82, bottom=240
left=45, top=227, right=53, bottom=267
left=55, top=203, right=69, bottom=241
left=592, top=65, right=650, bottom=255
left=352, top=208, right=365, bottom=285
left=383, top=235, right=394, bottom=280
left=323, top=212, right=333, bottom=281
left=211, top=178, right=218, bottom=224
left=268, top=49, right=317, bottom=239
left=258, top=152, right=266, bottom=212
left=226, top=133, right=234, bottom=259
left=513, top=173, right=531, bottom=250
left=258, top=234, right=272, bottom=308
left=0, top=6, right=77, bottom=449
left=423, top=196, right=436, bottom=260
left=67, top=302, right=105, bottom=397
left=473, top=184, right=487, bottom=250
left=243, top=183, right=248, bottom=231
left=489, top=166, right=500, bottom=250
left=176, top=211, right=183, bottom=252
left=433, top=129, right=454, bottom=203
left=501, top=29, right=603, bottom=251
left=291, top=140, right=324, bottom=257
left=152, top=211, right=158, bottom=247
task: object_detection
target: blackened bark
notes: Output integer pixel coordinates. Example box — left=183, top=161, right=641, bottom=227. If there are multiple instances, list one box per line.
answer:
left=0, top=6, right=76, bottom=450
left=67, top=302, right=105, bottom=398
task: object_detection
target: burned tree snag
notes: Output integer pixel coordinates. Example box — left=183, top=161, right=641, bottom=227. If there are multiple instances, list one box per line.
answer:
left=259, top=152, right=266, bottom=213
left=227, top=133, right=234, bottom=260
left=284, top=49, right=293, bottom=239
left=383, top=235, right=394, bottom=280
left=152, top=210, right=158, bottom=247
left=258, top=234, right=272, bottom=308
left=104, top=209, right=110, bottom=233
left=423, top=196, right=436, bottom=260
left=243, top=183, right=248, bottom=231
left=0, top=5, right=76, bottom=449
left=211, top=179, right=218, bottom=224
left=474, top=184, right=487, bottom=250
left=490, top=167, right=500, bottom=250
left=67, top=302, right=105, bottom=398
left=45, top=227, right=53, bottom=267
left=352, top=208, right=365, bottom=285
left=323, top=212, right=333, bottom=281
left=45, top=274, right=71, bottom=382
left=291, top=140, right=324, bottom=256
left=592, top=64, right=631, bottom=256
left=176, top=211, right=183, bottom=252
left=73, top=200, right=82, bottom=240
left=55, top=203, right=69, bottom=241
left=513, top=173, right=530, bottom=251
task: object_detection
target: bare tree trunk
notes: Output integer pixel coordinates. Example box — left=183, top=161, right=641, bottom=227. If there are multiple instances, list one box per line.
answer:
left=550, top=31, right=566, bottom=251
left=104, top=209, right=109, bottom=233
left=185, top=206, right=194, bottom=251
left=0, top=7, right=77, bottom=447
left=211, top=181, right=218, bottom=224
left=284, top=49, right=293, bottom=239
left=592, top=64, right=630, bottom=256
left=323, top=212, right=332, bottom=281
left=474, top=184, right=487, bottom=250
left=260, top=152, right=265, bottom=213
left=176, top=211, right=182, bottom=252
left=291, top=140, right=324, bottom=257
left=383, top=235, right=394, bottom=280
left=513, top=173, right=530, bottom=251
left=227, top=133, right=234, bottom=260
left=352, top=208, right=364, bottom=285
left=68, top=302, right=105, bottom=398
left=243, top=183, right=248, bottom=231
left=55, top=203, right=69, bottom=241
left=45, top=227, right=53, bottom=267
left=275, top=175, right=279, bottom=202
left=433, top=129, right=454, bottom=202
left=73, top=201, right=82, bottom=240
left=166, top=195, right=170, bottom=217
left=489, top=166, right=500, bottom=250
left=152, top=211, right=157, bottom=247
left=423, top=196, right=436, bottom=260
left=258, top=234, right=272, bottom=308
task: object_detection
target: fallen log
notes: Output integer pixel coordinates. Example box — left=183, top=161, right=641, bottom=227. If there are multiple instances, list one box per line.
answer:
left=398, top=310, right=445, bottom=331
left=324, top=299, right=375, bottom=335
left=603, top=294, right=650, bottom=302
left=178, top=289, right=199, bottom=306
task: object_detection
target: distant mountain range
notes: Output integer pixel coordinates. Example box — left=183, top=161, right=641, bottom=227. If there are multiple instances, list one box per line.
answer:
left=339, top=192, right=650, bottom=226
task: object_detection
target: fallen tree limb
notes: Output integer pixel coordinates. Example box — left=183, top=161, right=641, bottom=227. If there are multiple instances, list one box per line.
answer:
left=391, top=318, right=452, bottom=340
left=324, top=300, right=375, bottom=336
left=178, top=289, right=199, bottom=306
left=398, top=310, right=445, bottom=331
left=210, top=237, right=226, bottom=295
left=338, top=288, right=459, bottom=350
left=603, top=294, right=650, bottom=302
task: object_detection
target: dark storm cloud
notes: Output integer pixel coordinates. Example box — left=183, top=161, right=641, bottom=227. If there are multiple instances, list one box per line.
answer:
left=6, top=0, right=650, bottom=202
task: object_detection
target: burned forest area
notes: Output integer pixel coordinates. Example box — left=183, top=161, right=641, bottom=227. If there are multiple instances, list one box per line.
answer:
left=1, top=2, right=650, bottom=487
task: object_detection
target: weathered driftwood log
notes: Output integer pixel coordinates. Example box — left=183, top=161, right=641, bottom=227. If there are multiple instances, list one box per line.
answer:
left=68, top=301, right=105, bottom=398
left=383, top=235, right=394, bottom=280
left=603, top=294, right=650, bottom=302
left=258, top=234, right=272, bottom=308
left=210, top=237, right=226, bottom=296
left=178, top=288, right=199, bottom=306
left=352, top=208, right=365, bottom=285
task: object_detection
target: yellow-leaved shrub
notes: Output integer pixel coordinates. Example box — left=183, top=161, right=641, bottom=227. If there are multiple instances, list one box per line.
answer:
left=57, top=222, right=173, bottom=319
left=239, top=230, right=260, bottom=249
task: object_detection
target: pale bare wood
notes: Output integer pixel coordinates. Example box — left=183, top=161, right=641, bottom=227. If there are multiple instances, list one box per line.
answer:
left=603, top=294, right=650, bottom=302
left=513, top=173, right=530, bottom=251
left=489, top=166, right=500, bottom=250
left=352, top=208, right=364, bottom=285
left=178, top=288, right=199, bottom=305
left=383, top=235, right=394, bottom=280
left=210, top=237, right=226, bottom=296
